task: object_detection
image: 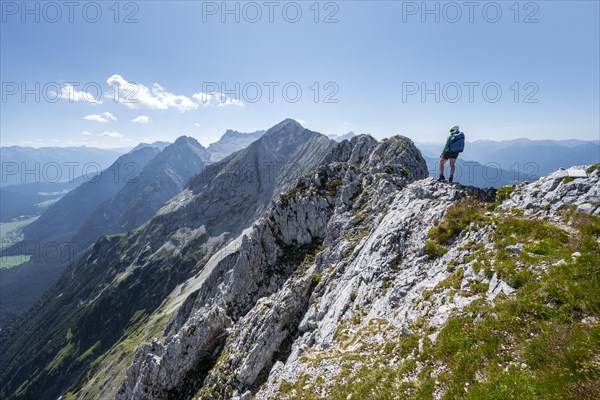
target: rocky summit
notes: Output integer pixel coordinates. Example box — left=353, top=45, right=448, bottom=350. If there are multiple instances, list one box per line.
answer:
left=1, top=122, right=599, bottom=400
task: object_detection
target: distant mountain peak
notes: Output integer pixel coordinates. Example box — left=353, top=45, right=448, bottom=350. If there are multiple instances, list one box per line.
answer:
left=129, top=141, right=171, bottom=153
left=174, top=135, right=194, bottom=144
left=268, top=118, right=303, bottom=132
left=329, top=131, right=356, bottom=142
left=172, top=135, right=206, bottom=150
left=206, top=129, right=266, bottom=162
left=220, top=129, right=266, bottom=141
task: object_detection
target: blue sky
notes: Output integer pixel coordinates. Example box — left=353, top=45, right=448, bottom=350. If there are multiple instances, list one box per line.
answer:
left=1, top=0, right=599, bottom=148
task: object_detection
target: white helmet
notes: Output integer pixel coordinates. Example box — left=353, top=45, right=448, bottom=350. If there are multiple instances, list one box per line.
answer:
left=450, top=125, right=459, bottom=133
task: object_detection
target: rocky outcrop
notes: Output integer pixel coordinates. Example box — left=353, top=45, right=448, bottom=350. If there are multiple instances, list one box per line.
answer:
left=499, top=166, right=600, bottom=216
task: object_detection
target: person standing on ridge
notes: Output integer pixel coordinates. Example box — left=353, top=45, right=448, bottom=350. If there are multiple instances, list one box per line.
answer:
left=438, top=125, right=465, bottom=183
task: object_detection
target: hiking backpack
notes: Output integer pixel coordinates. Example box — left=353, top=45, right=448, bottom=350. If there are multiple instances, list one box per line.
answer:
left=449, top=132, right=465, bottom=153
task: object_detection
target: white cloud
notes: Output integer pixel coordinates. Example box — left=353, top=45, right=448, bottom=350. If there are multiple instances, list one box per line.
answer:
left=294, top=119, right=306, bottom=124
left=192, top=92, right=213, bottom=107
left=21, top=139, right=44, bottom=146
left=131, top=115, right=150, bottom=124
left=194, top=122, right=201, bottom=127
left=100, top=131, right=123, bottom=138
left=73, top=131, right=131, bottom=147
left=61, top=83, right=103, bottom=104
left=83, top=112, right=117, bottom=123
left=192, top=92, right=244, bottom=108
left=217, top=96, right=244, bottom=107
left=106, top=74, right=197, bottom=112
left=343, top=121, right=350, bottom=125
left=103, top=75, right=246, bottom=112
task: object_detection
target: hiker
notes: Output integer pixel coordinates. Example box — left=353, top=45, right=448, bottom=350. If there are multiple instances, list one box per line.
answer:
left=438, top=125, right=465, bottom=183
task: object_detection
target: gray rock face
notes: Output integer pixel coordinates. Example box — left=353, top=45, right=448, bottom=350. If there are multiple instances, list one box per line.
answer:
left=499, top=166, right=600, bottom=216
left=166, top=119, right=336, bottom=237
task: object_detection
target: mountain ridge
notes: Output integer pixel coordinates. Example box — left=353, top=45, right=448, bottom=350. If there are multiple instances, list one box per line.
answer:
left=1, top=121, right=598, bottom=400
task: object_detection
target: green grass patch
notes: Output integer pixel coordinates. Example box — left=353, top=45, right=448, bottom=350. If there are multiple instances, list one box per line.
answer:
left=46, top=339, right=75, bottom=373
left=487, top=186, right=516, bottom=210
left=438, top=269, right=465, bottom=291
left=470, top=281, right=489, bottom=295
left=497, top=186, right=516, bottom=202
left=585, top=163, right=599, bottom=173
left=429, top=198, right=487, bottom=244
left=75, top=340, right=102, bottom=363
left=414, top=211, right=600, bottom=399
left=281, top=326, right=423, bottom=400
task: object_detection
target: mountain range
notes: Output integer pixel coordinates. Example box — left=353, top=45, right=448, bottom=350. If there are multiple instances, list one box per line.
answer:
left=0, top=146, right=161, bottom=323
left=0, top=132, right=266, bottom=223
left=328, top=132, right=356, bottom=142
left=1, top=119, right=598, bottom=400
left=0, top=130, right=270, bottom=324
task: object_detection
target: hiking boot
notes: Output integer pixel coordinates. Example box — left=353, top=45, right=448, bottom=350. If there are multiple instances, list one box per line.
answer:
left=438, top=175, right=446, bottom=182
left=448, top=175, right=454, bottom=183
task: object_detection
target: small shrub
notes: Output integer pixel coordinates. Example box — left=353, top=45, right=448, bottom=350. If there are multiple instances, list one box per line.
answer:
left=497, top=186, right=516, bottom=202
left=325, top=178, right=342, bottom=196
left=311, top=274, right=322, bottom=287
left=424, top=240, right=447, bottom=259
left=471, top=281, right=489, bottom=294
